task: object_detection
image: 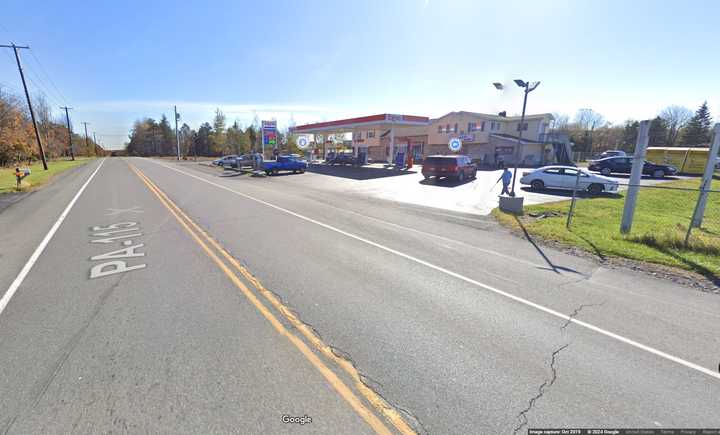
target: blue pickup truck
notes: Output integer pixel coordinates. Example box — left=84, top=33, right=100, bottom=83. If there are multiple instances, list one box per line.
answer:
left=263, top=155, right=308, bottom=175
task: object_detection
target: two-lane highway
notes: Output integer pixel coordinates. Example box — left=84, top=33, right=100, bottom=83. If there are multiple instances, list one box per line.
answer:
left=0, top=158, right=390, bottom=434
left=1, top=157, right=719, bottom=434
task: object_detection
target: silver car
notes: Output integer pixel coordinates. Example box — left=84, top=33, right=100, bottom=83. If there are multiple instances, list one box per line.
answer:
left=520, top=165, right=619, bottom=195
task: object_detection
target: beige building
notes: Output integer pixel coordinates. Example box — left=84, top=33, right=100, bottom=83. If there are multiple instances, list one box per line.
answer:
left=293, top=111, right=568, bottom=166
left=418, top=111, right=555, bottom=166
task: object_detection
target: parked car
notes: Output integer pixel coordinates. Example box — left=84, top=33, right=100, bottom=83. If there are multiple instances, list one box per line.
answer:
left=229, top=154, right=253, bottom=169
left=599, top=150, right=626, bottom=158
left=328, top=151, right=356, bottom=165
left=263, top=155, right=308, bottom=175
left=421, top=155, right=477, bottom=182
left=520, top=166, right=619, bottom=195
left=214, top=155, right=238, bottom=167
left=587, top=156, right=678, bottom=178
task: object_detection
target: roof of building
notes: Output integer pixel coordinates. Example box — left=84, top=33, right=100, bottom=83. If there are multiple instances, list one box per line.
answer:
left=431, top=111, right=553, bottom=123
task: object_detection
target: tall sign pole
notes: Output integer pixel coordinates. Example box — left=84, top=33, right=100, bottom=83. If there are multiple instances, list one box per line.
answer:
left=60, top=106, right=75, bottom=160
left=620, top=120, right=650, bottom=234
left=174, top=106, right=181, bottom=160
left=690, top=123, right=720, bottom=228
left=1, top=44, right=48, bottom=169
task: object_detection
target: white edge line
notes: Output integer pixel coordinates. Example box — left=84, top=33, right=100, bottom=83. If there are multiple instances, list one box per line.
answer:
left=0, top=158, right=106, bottom=316
left=145, top=158, right=720, bottom=381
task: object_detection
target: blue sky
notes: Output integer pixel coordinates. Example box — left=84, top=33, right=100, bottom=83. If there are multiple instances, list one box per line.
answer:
left=1, top=0, right=718, bottom=149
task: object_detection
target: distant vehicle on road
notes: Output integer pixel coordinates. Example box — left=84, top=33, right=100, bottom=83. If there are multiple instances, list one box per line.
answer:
left=213, top=155, right=238, bottom=167
left=599, top=149, right=626, bottom=158
left=520, top=166, right=618, bottom=195
left=263, top=155, right=307, bottom=175
left=587, top=156, right=678, bottom=178
left=327, top=151, right=356, bottom=166
left=421, top=155, right=477, bottom=182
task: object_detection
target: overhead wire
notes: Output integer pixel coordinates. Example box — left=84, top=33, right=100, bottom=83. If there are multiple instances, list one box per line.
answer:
left=28, top=50, right=68, bottom=104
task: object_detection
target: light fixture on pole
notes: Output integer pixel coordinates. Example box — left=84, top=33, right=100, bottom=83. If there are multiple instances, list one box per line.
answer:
left=492, top=79, right=540, bottom=196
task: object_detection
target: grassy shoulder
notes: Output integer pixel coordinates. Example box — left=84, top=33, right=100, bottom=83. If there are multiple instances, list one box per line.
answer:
left=0, top=158, right=94, bottom=194
left=492, top=178, right=720, bottom=280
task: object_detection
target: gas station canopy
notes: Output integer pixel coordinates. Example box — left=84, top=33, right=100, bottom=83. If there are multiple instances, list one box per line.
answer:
left=291, top=113, right=429, bottom=134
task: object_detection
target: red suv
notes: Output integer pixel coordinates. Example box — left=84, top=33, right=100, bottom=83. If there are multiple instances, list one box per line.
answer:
left=422, top=155, right=477, bottom=182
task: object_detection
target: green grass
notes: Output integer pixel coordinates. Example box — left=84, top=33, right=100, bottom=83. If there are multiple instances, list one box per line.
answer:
left=1, top=158, right=93, bottom=194
left=492, top=178, right=720, bottom=280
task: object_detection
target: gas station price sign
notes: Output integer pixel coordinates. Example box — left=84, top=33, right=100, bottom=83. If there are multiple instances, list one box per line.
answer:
left=262, top=120, right=277, bottom=146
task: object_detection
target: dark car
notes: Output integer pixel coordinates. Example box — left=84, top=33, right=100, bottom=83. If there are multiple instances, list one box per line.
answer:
left=587, top=156, right=678, bottom=178
left=599, top=150, right=626, bottom=158
left=422, top=155, right=477, bottom=182
left=328, top=151, right=356, bottom=165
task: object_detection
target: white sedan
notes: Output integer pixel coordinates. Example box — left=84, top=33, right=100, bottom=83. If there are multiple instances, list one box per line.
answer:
left=519, top=166, right=619, bottom=195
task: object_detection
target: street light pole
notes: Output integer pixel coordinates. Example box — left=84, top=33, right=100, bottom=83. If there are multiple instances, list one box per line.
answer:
left=493, top=80, right=540, bottom=196
left=511, top=85, right=530, bottom=196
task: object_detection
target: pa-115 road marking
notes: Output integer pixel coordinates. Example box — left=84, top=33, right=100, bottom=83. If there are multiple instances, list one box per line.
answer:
left=89, top=221, right=146, bottom=279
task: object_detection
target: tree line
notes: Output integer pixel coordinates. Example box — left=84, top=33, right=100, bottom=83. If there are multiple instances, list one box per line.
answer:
left=553, top=101, right=715, bottom=154
left=0, top=88, right=103, bottom=166
left=125, top=109, right=299, bottom=157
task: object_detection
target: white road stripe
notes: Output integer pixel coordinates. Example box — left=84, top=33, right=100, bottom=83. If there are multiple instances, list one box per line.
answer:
left=0, top=159, right=106, bottom=317
left=146, top=158, right=720, bottom=381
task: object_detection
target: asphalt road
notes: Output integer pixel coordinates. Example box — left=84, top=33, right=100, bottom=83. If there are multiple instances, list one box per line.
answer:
left=1, top=157, right=719, bottom=434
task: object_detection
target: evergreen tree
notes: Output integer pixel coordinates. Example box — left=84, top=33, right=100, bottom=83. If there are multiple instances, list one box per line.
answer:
left=648, top=116, right=668, bottom=147
left=682, top=101, right=713, bottom=145
left=195, top=123, right=213, bottom=156
left=621, top=120, right=639, bottom=151
left=158, top=115, right=175, bottom=155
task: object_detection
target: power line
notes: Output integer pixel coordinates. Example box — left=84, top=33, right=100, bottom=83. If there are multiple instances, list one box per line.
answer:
left=23, top=60, right=65, bottom=107
left=28, top=50, right=68, bottom=104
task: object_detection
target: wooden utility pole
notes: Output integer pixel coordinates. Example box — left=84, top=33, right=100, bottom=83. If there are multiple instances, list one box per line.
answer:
left=60, top=106, right=75, bottom=160
left=174, top=106, right=180, bottom=160
left=1, top=44, right=48, bottom=169
left=82, top=122, right=90, bottom=156
left=93, top=132, right=99, bottom=155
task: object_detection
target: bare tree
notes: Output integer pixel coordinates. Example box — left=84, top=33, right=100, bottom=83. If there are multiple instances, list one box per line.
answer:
left=659, top=105, right=693, bottom=146
left=550, top=113, right=570, bottom=132
left=575, top=109, right=606, bottom=152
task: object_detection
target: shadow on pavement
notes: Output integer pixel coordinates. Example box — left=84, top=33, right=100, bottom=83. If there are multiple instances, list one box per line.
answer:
left=512, top=215, right=584, bottom=276
left=419, top=177, right=477, bottom=188
left=307, top=164, right=416, bottom=180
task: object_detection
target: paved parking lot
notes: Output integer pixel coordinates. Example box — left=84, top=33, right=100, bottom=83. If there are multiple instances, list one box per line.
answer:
left=292, top=163, right=692, bottom=215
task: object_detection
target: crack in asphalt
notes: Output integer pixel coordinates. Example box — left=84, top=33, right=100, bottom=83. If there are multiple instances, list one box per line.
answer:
left=561, top=301, right=606, bottom=330
left=512, top=299, right=605, bottom=434
left=512, top=343, right=570, bottom=435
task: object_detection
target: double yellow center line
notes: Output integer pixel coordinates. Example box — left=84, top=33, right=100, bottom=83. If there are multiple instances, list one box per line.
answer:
left=129, top=162, right=415, bottom=435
